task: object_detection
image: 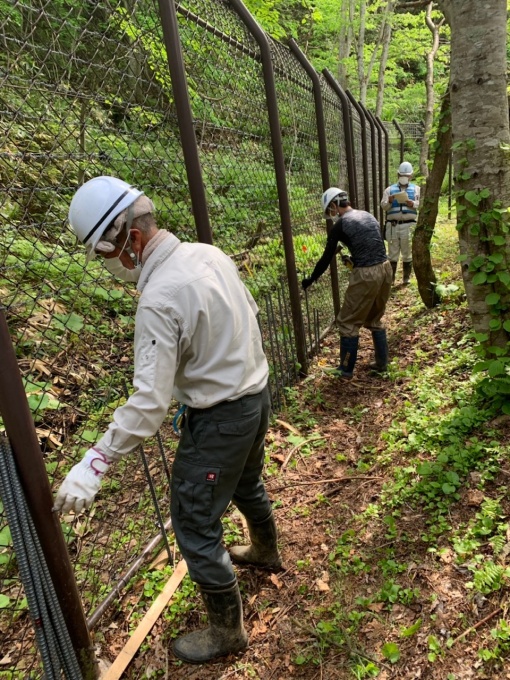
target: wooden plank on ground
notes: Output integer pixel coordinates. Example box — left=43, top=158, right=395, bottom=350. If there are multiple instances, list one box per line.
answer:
left=101, top=559, right=188, bottom=680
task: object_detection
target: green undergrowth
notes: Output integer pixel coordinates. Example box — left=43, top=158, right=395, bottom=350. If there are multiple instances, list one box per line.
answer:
left=284, top=217, right=510, bottom=678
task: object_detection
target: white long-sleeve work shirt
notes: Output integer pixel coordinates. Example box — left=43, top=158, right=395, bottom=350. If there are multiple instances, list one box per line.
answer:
left=97, top=233, right=269, bottom=459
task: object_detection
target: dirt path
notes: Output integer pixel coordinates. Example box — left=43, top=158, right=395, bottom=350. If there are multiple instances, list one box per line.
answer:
left=113, top=239, right=510, bottom=680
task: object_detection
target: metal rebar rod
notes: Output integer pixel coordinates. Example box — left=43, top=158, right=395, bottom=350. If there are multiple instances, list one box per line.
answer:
left=0, top=309, right=97, bottom=679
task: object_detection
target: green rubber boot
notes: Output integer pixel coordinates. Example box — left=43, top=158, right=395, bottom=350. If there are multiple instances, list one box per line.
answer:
left=229, top=512, right=282, bottom=571
left=172, top=581, right=248, bottom=664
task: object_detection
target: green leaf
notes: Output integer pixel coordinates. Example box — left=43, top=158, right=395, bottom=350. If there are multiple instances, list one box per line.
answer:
left=442, top=483, right=457, bottom=494
left=381, top=642, right=400, bottom=663
left=498, top=271, right=510, bottom=287
left=488, top=253, right=504, bottom=265
left=503, top=320, right=510, bottom=332
left=401, top=618, right=422, bottom=638
left=53, top=313, right=84, bottom=334
left=489, top=319, right=502, bottom=331
left=492, top=235, right=506, bottom=246
left=485, top=293, right=501, bottom=306
left=464, top=191, right=481, bottom=205
left=472, top=272, right=487, bottom=285
left=489, top=361, right=506, bottom=377
left=0, top=594, right=10, bottom=609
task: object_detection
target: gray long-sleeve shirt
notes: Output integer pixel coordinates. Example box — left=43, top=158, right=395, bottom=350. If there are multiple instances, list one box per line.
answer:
left=309, top=208, right=387, bottom=281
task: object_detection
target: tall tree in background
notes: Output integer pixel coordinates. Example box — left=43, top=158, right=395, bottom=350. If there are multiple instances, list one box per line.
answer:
left=436, top=0, right=510, bottom=408
left=375, top=1, right=395, bottom=117
left=355, top=0, right=396, bottom=105
left=418, top=2, right=445, bottom=177
left=338, top=0, right=355, bottom=88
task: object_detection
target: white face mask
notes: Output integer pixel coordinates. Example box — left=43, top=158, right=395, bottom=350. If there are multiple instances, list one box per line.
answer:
left=399, top=176, right=410, bottom=186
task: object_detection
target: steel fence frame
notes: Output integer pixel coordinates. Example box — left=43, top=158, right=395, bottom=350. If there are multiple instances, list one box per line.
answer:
left=0, top=0, right=410, bottom=675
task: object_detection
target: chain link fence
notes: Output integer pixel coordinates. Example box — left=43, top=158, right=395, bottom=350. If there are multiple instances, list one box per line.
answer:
left=0, top=0, right=412, bottom=675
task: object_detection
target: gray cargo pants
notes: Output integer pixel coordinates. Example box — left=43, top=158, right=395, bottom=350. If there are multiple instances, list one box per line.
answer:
left=170, top=386, right=272, bottom=586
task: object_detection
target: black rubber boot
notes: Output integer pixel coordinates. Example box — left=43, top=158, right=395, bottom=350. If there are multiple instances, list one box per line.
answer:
left=403, top=261, right=413, bottom=285
left=369, top=329, right=389, bottom=373
left=172, top=580, right=248, bottom=664
left=390, top=261, right=398, bottom=284
left=336, top=336, right=359, bottom=378
left=229, top=512, right=282, bottom=571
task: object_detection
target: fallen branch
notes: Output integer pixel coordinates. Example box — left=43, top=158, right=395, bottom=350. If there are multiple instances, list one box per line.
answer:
left=275, top=419, right=302, bottom=436
left=449, top=608, right=501, bottom=647
left=269, top=475, right=384, bottom=493
left=101, top=560, right=188, bottom=680
left=281, top=436, right=325, bottom=471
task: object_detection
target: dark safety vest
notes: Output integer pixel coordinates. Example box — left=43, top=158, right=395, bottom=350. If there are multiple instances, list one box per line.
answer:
left=387, top=183, right=417, bottom=220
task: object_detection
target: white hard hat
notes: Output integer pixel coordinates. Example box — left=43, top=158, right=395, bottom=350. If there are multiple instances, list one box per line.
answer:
left=68, top=176, right=144, bottom=260
left=398, top=161, right=413, bottom=175
left=321, top=187, right=348, bottom=215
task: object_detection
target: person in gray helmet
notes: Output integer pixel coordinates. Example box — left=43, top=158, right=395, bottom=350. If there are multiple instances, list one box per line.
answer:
left=381, top=161, right=421, bottom=285
left=53, top=176, right=282, bottom=665
left=302, top=187, right=392, bottom=379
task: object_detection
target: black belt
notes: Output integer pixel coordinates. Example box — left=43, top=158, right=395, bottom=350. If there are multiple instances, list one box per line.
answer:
left=387, top=220, right=416, bottom=225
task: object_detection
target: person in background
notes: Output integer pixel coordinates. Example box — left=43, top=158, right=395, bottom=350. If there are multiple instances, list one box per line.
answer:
left=301, top=188, right=392, bottom=379
left=380, top=161, right=420, bottom=285
left=53, top=176, right=282, bottom=664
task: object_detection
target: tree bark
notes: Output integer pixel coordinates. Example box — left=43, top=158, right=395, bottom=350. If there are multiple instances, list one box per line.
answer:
left=413, top=91, right=451, bottom=308
left=419, top=2, right=444, bottom=178
left=375, top=2, right=395, bottom=118
left=338, top=0, right=355, bottom=89
left=437, top=0, right=510, bottom=347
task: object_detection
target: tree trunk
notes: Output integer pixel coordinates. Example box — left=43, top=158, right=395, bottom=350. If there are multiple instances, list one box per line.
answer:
left=356, top=0, right=368, bottom=104
left=437, top=0, right=510, bottom=348
left=419, top=2, right=444, bottom=178
left=413, top=91, right=451, bottom=308
left=375, top=3, right=395, bottom=118
left=338, top=0, right=355, bottom=89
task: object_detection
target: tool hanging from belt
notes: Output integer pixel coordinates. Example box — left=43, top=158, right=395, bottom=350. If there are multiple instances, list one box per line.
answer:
left=173, top=403, right=187, bottom=436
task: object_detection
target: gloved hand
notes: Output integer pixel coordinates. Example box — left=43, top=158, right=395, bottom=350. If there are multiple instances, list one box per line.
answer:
left=53, top=448, right=111, bottom=513
left=341, top=254, right=354, bottom=270
left=302, top=277, right=314, bottom=290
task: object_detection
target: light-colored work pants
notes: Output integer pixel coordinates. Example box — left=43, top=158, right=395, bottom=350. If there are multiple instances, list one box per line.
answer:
left=386, top=221, right=415, bottom=263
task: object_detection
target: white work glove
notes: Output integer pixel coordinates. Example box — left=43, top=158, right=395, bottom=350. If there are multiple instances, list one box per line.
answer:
left=53, top=448, right=111, bottom=514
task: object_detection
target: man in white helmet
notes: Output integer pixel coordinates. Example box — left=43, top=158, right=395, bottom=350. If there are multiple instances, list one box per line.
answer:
left=301, top=188, right=392, bottom=379
left=380, top=161, right=421, bottom=285
left=54, top=176, right=282, bottom=664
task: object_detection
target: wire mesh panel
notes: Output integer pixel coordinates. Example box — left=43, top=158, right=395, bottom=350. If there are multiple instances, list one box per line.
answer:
left=350, top=104, right=364, bottom=210
left=384, top=121, right=402, bottom=176
left=366, top=118, right=376, bottom=215
left=0, top=1, right=187, bottom=675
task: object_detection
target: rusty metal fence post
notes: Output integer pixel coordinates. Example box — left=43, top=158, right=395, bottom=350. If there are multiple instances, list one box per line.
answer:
left=322, top=71, right=357, bottom=208
left=345, top=90, right=370, bottom=214
left=228, top=0, right=308, bottom=375
left=157, top=0, right=213, bottom=244
left=359, top=101, right=379, bottom=222
left=288, top=39, right=341, bottom=320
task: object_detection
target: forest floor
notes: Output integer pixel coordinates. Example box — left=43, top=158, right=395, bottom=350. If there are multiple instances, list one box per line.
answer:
left=109, top=215, right=510, bottom=680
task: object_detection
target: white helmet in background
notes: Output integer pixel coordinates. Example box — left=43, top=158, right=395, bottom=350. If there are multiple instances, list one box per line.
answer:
left=398, top=161, right=413, bottom=176
left=321, top=187, right=348, bottom=215
left=68, top=176, right=143, bottom=261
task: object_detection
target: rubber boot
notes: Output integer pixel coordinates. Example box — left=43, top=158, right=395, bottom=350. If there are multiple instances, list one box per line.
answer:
left=369, top=329, right=389, bottom=373
left=172, top=580, right=248, bottom=664
left=336, top=336, right=359, bottom=379
left=229, top=512, right=282, bottom=571
left=390, top=261, right=398, bottom=284
left=403, top=261, right=413, bottom=285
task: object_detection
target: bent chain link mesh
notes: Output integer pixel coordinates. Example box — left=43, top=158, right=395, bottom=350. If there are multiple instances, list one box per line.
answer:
left=1, top=0, right=394, bottom=675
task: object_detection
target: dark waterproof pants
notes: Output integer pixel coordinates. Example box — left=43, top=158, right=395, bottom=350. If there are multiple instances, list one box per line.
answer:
left=170, top=386, right=272, bottom=586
